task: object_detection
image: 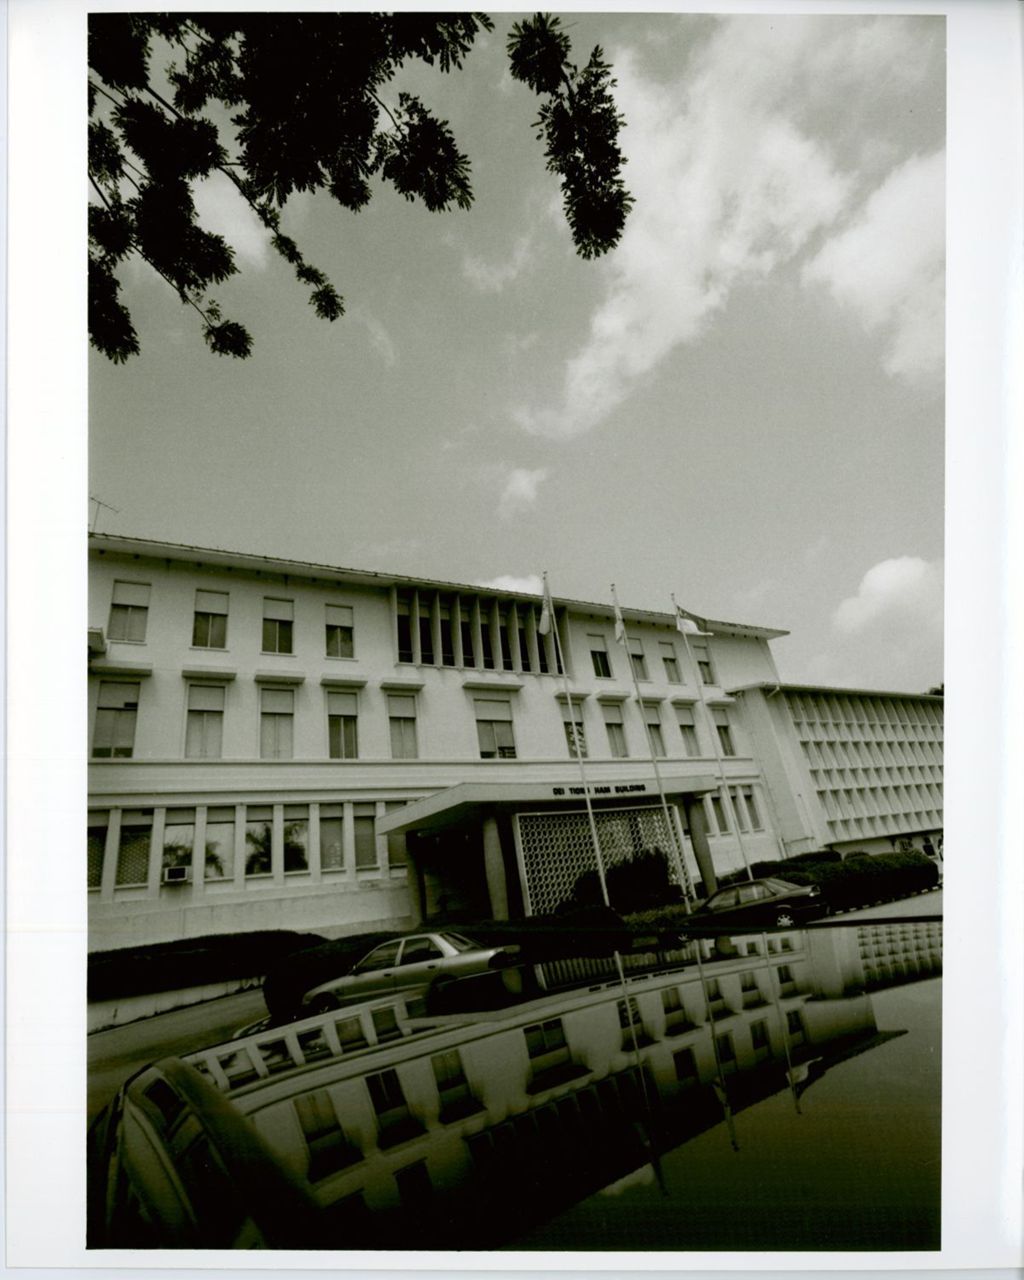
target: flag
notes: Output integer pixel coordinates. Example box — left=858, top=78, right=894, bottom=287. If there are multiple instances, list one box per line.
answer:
left=675, top=607, right=711, bottom=637
left=612, top=590, right=627, bottom=646
left=538, top=574, right=553, bottom=636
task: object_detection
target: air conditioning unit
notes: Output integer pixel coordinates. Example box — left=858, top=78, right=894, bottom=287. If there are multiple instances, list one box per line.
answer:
left=162, top=865, right=192, bottom=885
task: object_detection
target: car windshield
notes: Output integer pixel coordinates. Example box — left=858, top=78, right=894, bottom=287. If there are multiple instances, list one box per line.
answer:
left=763, top=878, right=801, bottom=893
left=441, top=932, right=478, bottom=952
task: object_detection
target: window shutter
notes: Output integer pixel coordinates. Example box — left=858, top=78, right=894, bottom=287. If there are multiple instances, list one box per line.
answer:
left=112, top=581, right=150, bottom=606
left=263, top=597, right=293, bottom=621
left=387, top=694, right=415, bottom=717
left=261, top=688, right=294, bottom=714
left=473, top=696, right=512, bottom=721
left=188, top=684, right=224, bottom=712
left=326, top=604, right=353, bottom=626
left=327, top=691, right=358, bottom=716
left=195, top=589, right=228, bottom=614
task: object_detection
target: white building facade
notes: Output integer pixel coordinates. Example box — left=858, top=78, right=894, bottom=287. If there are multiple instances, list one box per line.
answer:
left=87, top=536, right=942, bottom=951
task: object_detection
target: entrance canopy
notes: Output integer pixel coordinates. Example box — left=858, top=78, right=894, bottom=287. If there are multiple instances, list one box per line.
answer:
left=378, top=773, right=721, bottom=837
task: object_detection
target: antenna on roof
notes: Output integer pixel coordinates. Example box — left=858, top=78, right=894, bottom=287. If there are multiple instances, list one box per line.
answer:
left=89, top=496, right=120, bottom=532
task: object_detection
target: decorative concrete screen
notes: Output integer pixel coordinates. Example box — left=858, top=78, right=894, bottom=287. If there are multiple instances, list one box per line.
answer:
left=514, top=806, right=682, bottom=916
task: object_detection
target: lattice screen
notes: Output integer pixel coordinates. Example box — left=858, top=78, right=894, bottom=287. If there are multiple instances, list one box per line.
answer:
left=514, top=806, right=687, bottom=915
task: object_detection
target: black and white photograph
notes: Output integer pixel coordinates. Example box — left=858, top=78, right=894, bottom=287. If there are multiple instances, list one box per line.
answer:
left=5, top=0, right=1023, bottom=1269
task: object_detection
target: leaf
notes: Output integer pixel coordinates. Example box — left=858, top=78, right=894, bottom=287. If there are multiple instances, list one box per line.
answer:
left=203, top=318, right=253, bottom=358
left=89, top=256, right=141, bottom=362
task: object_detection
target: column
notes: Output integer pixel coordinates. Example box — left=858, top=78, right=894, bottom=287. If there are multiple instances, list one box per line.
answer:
left=482, top=814, right=509, bottom=920
left=684, top=795, right=717, bottom=895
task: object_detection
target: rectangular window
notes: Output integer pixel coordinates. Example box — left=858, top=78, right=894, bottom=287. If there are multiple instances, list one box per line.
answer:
left=731, top=787, right=750, bottom=832
left=162, top=808, right=195, bottom=878
left=388, top=694, right=418, bottom=760
left=715, top=1031, right=737, bottom=1073
left=751, top=1019, right=771, bottom=1061
left=319, top=803, right=344, bottom=871
left=396, top=600, right=414, bottom=664
left=628, top=638, right=649, bottom=681
left=354, top=803, right=377, bottom=869
left=115, top=810, right=152, bottom=886
left=659, top=641, right=681, bottom=683
left=260, top=687, right=294, bottom=759
left=675, top=705, right=700, bottom=756
left=710, top=792, right=729, bottom=833
left=742, top=786, right=763, bottom=830
left=589, top=634, right=611, bottom=679
left=602, top=703, right=628, bottom=758
left=418, top=612, right=435, bottom=665
left=205, top=806, right=235, bottom=881
left=245, top=805, right=273, bottom=877
left=262, top=598, right=294, bottom=654
left=385, top=801, right=408, bottom=869
left=691, top=637, right=715, bottom=684
left=88, top=812, right=108, bottom=889
left=294, top=1090, right=358, bottom=1181
left=325, top=604, right=354, bottom=658
left=92, top=681, right=140, bottom=758
left=524, top=1018, right=568, bottom=1064
left=474, top=695, right=516, bottom=759
left=713, top=706, right=736, bottom=756
left=366, top=1068, right=423, bottom=1148
left=185, top=684, right=224, bottom=759
left=673, top=1047, right=698, bottom=1085
left=431, top=1049, right=479, bottom=1122
left=643, top=703, right=665, bottom=757
left=192, top=589, right=227, bottom=649
left=284, top=804, right=309, bottom=873
left=561, top=704, right=587, bottom=759
left=459, top=610, right=475, bottom=667
left=327, top=691, right=358, bottom=759
left=108, top=580, right=150, bottom=642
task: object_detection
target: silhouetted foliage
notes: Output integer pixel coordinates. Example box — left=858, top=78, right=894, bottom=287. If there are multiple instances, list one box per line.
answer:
left=568, top=846, right=680, bottom=913
left=88, top=12, right=633, bottom=361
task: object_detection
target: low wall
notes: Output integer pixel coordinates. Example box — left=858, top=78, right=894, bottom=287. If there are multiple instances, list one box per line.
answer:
left=88, top=974, right=263, bottom=1033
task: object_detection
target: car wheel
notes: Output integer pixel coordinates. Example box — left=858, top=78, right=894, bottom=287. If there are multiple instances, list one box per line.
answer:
left=775, top=910, right=796, bottom=928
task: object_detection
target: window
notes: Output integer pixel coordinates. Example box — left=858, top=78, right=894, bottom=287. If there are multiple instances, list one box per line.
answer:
left=397, top=601, right=414, bottom=663
left=524, top=1018, right=570, bottom=1073
left=192, top=589, right=227, bottom=649
left=294, top=1090, right=360, bottom=1181
left=204, top=807, right=234, bottom=881
left=432, top=1049, right=480, bottom=1122
left=244, top=805, right=273, bottom=877
left=673, top=1047, right=698, bottom=1085
left=786, top=1009, right=806, bottom=1045
left=643, top=702, right=665, bottom=757
left=385, top=801, right=408, bottom=869
left=366, top=1068, right=423, bottom=1148
left=710, top=791, right=729, bottom=833
left=439, top=605, right=457, bottom=667
left=730, top=787, right=750, bottom=832
left=659, top=641, right=681, bottom=683
left=115, top=810, right=152, bottom=886
left=459, top=609, right=475, bottom=667
left=88, top=812, right=108, bottom=889
left=185, top=684, right=224, bottom=758
left=319, top=803, right=344, bottom=871
left=715, top=1031, right=737, bottom=1074
left=354, top=803, right=377, bottom=869
left=108, top=580, right=150, bottom=642
left=589, top=634, right=611, bottom=678
left=675, top=705, right=700, bottom=756
left=388, top=694, right=418, bottom=759
left=394, top=1161, right=433, bottom=1210
left=327, top=691, right=358, bottom=759
left=691, top=636, right=715, bottom=684
left=260, top=687, right=294, bottom=759
left=751, top=1019, right=771, bottom=1061
left=92, top=681, right=139, bottom=758
left=602, top=703, right=628, bottom=758
left=325, top=604, right=354, bottom=658
left=283, top=804, right=309, bottom=873
left=561, top=703, right=587, bottom=759
left=474, top=695, right=516, bottom=759
left=713, top=706, right=736, bottom=756
left=162, top=808, right=195, bottom=878
left=628, top=638, right=648, bottom=681
left=262, top=598, right=293, bottom=654
left=418, top=611, right=435, bottom=665
left=742, top=786, right=762, bottom=830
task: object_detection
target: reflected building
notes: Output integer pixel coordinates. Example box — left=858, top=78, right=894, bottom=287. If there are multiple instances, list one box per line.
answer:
left=89, top=920, right=941, bottom=1248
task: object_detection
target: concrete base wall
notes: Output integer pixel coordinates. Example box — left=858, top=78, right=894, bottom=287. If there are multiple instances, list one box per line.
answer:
left=88, top=976, right=262, bottom=1033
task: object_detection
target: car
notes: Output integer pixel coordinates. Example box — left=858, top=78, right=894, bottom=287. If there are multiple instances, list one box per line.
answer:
left=298, top=930, right=520, bottom=1012
left=685, top=877, right=824, bottom=931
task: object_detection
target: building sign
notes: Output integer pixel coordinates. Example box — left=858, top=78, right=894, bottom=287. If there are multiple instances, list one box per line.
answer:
left=551, top=782, right=649, bottom=798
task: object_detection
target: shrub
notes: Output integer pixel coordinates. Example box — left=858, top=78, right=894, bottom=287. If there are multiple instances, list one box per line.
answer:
left=566, top=846, right=680, bottom=913
left=87, top=930, right=325, bottom=1002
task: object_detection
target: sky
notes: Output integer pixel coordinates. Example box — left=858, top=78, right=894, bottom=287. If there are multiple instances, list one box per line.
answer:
left=89, top=10, right=947, bottom=693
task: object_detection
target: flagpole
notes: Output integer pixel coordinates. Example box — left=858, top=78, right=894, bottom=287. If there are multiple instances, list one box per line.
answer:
left=672, top=594, right=754, bottom=884
left=542, top=573, right=612, bottom=908
left=611, top=585, right=695, bottom=904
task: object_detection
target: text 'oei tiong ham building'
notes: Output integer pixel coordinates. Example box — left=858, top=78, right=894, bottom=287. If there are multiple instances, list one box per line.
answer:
left=87, top=535, right=943, bottom=953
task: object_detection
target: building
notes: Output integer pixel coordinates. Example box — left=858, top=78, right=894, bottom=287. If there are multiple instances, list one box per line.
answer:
left=87, top=534, right=942, bottom=951
left=733, top=683, right=944, bottom=858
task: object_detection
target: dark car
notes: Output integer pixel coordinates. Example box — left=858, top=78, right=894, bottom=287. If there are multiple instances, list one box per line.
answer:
left=686, top=877, right=824, bottom=930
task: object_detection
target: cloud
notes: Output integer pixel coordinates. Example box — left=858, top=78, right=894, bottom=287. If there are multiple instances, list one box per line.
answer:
left=478, top=573, right=544, bottom=595
left=833, top=556, right=943, bottom=635
left=497, top=466, right=548, bottom=518
left=514, top=16, right=939, bottom=438
left=802, top=150, right=944, bottom=379
left=463, top=232, right=535, bottom=294
left=352, top=311, right=397, bottom=367
left=192, top=171, right=270, bottom=268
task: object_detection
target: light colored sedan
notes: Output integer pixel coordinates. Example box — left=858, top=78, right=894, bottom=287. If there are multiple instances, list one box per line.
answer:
left=299, top=931, right=520, bottom=1012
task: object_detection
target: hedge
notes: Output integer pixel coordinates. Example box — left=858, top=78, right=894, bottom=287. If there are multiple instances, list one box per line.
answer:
left=87, top=930, right=325, bottom=1002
